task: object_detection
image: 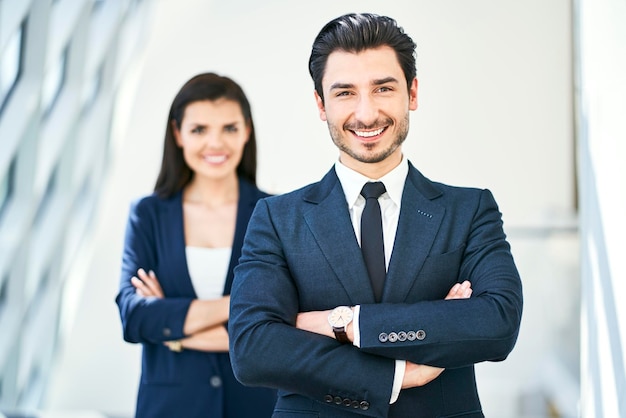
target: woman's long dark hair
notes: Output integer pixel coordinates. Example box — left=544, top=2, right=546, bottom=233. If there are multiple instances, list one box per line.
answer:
left=154, top=72, right=257, bottom=198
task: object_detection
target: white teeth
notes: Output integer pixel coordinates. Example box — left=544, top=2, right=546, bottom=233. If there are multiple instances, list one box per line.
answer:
left=203, top=155, right=227, bottom=163
left=354, top=127, right=384, bottom=138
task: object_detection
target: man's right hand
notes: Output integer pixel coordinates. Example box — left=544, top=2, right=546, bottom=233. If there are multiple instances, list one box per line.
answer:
left=401, top=280, right=472, bottom=388
left=445, top=280, right=472, bottom=299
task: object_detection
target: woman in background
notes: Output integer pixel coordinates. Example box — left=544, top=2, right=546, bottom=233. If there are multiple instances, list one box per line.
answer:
left=116, top=72, right=276, bottom=418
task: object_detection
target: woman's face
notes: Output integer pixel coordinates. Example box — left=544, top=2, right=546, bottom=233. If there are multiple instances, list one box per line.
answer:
left=174, top=99, right=250, bottom=181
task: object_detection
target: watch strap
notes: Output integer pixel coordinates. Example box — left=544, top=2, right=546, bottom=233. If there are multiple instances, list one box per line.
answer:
left=333, top=327, right=350, bottom=343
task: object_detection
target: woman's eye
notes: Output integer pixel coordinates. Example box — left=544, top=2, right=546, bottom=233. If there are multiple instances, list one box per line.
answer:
left=191, top=127, right=205, bottom=134
left=225, top=125, right=238, bottom=133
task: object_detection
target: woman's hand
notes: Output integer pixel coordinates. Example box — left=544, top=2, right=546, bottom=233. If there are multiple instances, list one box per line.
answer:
left=131, top=268, right=164, bottom=298
left=164, top=326, right=229, bottom=353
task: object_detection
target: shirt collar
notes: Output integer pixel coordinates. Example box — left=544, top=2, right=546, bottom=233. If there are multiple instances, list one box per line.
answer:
left=335, top=156, right=408, bottom=209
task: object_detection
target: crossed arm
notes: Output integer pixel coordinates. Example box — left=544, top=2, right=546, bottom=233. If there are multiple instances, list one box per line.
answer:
left=295, top=280, right=473, bottom=389
left=131, top=268, right=230, bottom=352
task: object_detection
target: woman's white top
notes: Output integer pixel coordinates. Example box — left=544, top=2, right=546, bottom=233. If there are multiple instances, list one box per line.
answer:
left=185, top=246, right=232, bottom=300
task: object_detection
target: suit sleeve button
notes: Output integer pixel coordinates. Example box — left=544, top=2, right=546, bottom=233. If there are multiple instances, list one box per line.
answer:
left=378, top=332, right=388, bottom=342
left=359, top=401, right=370, bottom=410
left=416, top=330, right=426, bottom=340
left=397, top=331, right=407, bottom=341
left=163, top=328, right=171, bottom=337
left=407, top=331, right=416, bottom=341
left=324, top=395, right=333, bottom=403
left=351, top=400, right=360, bottom=408
left=388, top=332, right=398, bottom=342
left=210, top=376, right=222, bottom=388
left=334, top=396, right=342, bottom=405
left=342, top=398, right=352, bottom=407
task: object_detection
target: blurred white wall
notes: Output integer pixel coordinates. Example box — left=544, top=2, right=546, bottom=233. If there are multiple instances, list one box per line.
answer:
left=42, top=1, right=576, bottom=417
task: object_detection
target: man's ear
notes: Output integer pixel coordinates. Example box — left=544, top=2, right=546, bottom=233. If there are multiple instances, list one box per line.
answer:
left=314, top=90, right=327, bottom=121
left=409, top=77, right=418, bottom=111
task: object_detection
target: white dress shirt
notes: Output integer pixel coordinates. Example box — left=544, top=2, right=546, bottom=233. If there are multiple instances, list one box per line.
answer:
left=334, top=156, right=409, bottom=404
left=185, top=246, right=231, bottom=299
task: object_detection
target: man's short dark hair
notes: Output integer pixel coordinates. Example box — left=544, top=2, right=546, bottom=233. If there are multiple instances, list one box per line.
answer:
left=308, top=13, right=417, bottom=102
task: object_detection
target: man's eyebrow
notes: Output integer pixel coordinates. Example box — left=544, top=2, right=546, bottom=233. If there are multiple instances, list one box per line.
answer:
left=373, top=76, right=399, bottom=85
left=329, top=77, right=399, bottom=91
left=329, top=82, right=355, bottom=90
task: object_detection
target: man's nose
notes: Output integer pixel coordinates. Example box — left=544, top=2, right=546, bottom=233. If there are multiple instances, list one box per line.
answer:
left=353, top=95, right=379, bottom=126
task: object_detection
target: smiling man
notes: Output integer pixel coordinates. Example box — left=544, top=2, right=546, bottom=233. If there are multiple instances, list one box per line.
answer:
left=228, top=13, right=523, bottom=418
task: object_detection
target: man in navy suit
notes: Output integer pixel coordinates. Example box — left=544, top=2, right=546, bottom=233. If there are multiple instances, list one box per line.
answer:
left=229, top=13, right=523, bottom=418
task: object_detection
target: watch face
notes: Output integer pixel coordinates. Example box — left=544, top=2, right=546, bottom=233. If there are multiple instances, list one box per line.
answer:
left=328, top=306, right=353, bottom=327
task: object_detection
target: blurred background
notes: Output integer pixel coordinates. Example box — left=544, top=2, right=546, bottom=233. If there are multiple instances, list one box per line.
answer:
left=0, top=0, right=624, bottom=417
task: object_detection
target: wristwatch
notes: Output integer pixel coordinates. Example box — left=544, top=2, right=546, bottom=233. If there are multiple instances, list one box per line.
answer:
left=328, top=306, right=353, bottom=343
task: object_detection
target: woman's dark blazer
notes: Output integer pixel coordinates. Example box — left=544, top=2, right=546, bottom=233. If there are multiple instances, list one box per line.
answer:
left=116, top=178, right=276, bottom=418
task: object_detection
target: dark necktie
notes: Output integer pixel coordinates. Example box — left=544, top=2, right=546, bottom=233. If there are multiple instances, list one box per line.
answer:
left=360, top=182, right=387, bottom=302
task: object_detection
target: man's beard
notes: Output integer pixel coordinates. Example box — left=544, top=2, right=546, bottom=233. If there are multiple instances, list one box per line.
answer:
left=327, top=115, right=409, bottom=164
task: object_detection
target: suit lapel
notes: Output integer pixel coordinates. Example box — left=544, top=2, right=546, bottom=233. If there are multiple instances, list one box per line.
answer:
left=224, top=178, right=260, bottom=294
left=383, top=165, right=445, bottom=302
left=301, top=164, right=445, bottom=304
left=303, top=169, right=377, bottom=304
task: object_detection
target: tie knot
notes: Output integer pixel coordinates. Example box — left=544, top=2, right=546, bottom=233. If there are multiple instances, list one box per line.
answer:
left=360, top=182, right=386, bottom=199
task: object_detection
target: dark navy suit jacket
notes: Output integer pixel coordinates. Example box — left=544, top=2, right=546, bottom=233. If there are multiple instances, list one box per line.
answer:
left=229, top=163, right=523, bottom=418
left=116, top=178, right=276, bottom=418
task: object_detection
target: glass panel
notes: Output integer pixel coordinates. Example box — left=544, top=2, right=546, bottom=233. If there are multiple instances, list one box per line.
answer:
left=0, top=173, right=8, bottom=215
left=93, top=0, right=106, bottom=11
left=17, top=363, right=42, bottom=406
left=81, top=65, right=102, bottom=113
left=0, top=21, right=24, bottom=112
left=0, top=157, right=16, bottom=220
left=0, top=275, right=7, bottom=316
left=41, top=47, right=68, bottom=117
left=33, top=164, right=58, bottom=226
left=130, top=0, right=143, bottom=12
